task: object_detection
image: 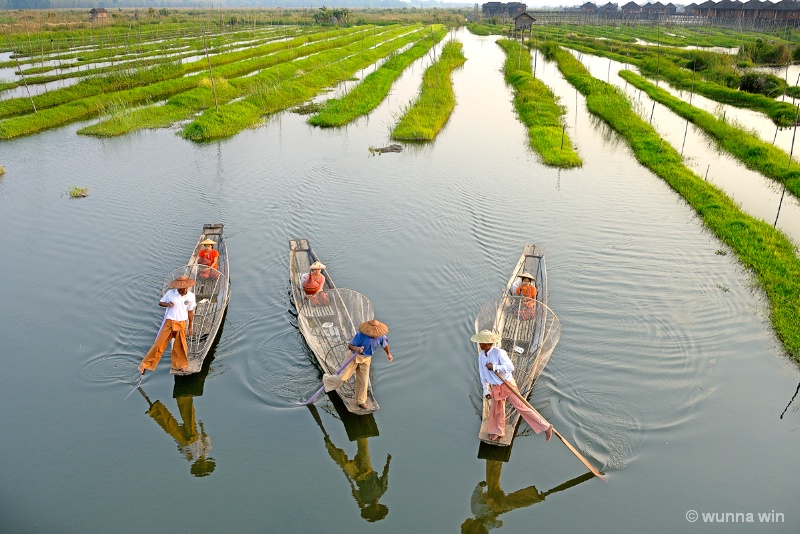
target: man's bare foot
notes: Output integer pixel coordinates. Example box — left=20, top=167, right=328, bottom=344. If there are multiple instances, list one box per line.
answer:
left=358, top=403, right=369, bottom=410
left=488, top=434, right=502, bottom=441
left=545, top=424, right=553, bottom=442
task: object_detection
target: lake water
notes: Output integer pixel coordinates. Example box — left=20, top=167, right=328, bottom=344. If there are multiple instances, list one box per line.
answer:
left=2, top=28, right=799, bottom=533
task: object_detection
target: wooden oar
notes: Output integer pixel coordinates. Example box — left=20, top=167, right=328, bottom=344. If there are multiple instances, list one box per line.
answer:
left=301, top=351, right=358, bottom=405
left=493, top=371, right=604, bottom=478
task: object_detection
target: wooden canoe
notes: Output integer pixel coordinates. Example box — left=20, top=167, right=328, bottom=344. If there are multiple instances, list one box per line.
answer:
left=289, top=238, right=379, bottom=414
left=474, top=244, right=561, bottom=447
left=161, top=223, right=231, bottom=376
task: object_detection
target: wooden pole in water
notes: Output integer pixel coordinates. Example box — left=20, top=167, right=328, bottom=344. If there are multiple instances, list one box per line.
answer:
left=201, top=25, right=219, bottom=112
left=774, top=104, right=799, bottom=227
left=493, top=371, right=604, bottom=478
left=3, top=25, right=36, bottom=113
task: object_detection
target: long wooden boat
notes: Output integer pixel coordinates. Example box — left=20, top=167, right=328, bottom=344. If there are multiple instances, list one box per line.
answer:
left=290, top=238, right=379, bottom=414
left=161, top=223, right=231, bottom=376
left=474, top=244, right=560, bottom=447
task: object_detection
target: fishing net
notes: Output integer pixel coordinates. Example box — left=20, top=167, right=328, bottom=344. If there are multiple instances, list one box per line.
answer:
left=161, top=264, right=231, bottom=363
left=297, top=288, right=375, bottom=400
left=474, top=296, right=561, bottom=399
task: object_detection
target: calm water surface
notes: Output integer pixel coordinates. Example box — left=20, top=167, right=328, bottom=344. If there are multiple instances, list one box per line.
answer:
left=2, top=29, right=799, bottom=533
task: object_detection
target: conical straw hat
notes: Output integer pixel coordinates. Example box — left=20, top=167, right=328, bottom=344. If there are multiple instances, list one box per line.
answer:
left=169, top=275, right=196, bottom=289
left=200, top=239, right=217, bottom=246
left=519, top=272, right=535, bottom=280
left=470, top=330, right=501, bottom=344
left=309, top=261, right=326, bottom=270
left=359, top=319, right=388, bottom=337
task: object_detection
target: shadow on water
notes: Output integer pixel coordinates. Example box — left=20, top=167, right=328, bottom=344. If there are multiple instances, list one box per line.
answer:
left=307, top=396, right=390, bottom=523
left=461, top=460, right=595, bottom=533
left=135, top=348, right=218, bottom=478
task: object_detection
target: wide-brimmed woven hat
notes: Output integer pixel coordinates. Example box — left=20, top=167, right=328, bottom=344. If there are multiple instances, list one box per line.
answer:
left=200, top=239, right=217, bottom=246
left=309, top=260, right=326, bottom=270
left=470, top=330, right=501, bottom=344
left=169, top=275, right=196, bottom=289
left=359, top=319, right=388, bottom=337
left=519, top=272, right=535, bottom=280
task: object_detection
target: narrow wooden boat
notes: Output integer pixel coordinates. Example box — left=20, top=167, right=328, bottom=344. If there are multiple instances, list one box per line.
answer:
left=290, top=238, right=379, bottom=414
left=474, top=244, right=561, bottom=447
left=161, top=223, right=231, bottom=376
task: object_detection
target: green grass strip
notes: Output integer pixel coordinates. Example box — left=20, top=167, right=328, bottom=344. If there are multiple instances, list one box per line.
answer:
left=391, top=40, right=466, bottom=141
left=78, top=27, right=403, bottom=137
left=0, top=27, right=385, bottom=139
left=635, top=56, right=798, bottom=128
left=618, top=69, right=800, bottom=201
left=544, top=33, right=798, bottom=127
left=541, top=40, right=800, bottom=363
left=181, top=25, right=429, bottom=141
left=497, top=39, right=581, bottom=168
left=308, top=27, right=448, bottom=127
left=0, top=26, right=353, bottom=120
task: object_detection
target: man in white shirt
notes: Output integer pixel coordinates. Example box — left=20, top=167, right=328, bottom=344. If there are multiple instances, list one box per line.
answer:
left=138, top=276, right=196, bottom=376
left=472, top=329, right=553, bottom=442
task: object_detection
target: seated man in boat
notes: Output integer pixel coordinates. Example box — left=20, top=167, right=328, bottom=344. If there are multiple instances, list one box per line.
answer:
left=197, top=239, right=219, bottom=280
left=514, top=273, right=537, bottom=321
left=472, top=329, right=553, bottom=443
left=301, top=260, right=330, bottom=306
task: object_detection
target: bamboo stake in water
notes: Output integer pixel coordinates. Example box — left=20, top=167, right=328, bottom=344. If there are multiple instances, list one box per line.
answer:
left=201, top=25, right=219, bottom=112
left=775, top=104, right=799, bottom=227
left=3, top=25, right=36, bottom=113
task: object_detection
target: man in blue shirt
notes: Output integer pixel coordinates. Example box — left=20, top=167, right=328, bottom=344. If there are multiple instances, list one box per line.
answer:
left=335, top=319, right=393, bottom=410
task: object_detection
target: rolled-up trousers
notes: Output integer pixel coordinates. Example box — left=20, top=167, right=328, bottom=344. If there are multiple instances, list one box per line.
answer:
left=488, top=379, right=549, bottom=437
left=323, top=354, right=371, bottom=404
left=139, top=319, right=188, bottom=372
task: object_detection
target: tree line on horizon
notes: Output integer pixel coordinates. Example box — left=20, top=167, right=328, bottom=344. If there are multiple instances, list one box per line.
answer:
left=0, top=0, right=472, bottom=10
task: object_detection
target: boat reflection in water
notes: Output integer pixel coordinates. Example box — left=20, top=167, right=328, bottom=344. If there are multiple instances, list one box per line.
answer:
left=308, top=394, right=391, bottom=522
left=136, top=350, right=217, bottom=477
left=462, top=445, right=594, bottom=533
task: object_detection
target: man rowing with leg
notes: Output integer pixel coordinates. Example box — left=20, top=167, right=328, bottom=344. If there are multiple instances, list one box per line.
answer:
left=138, top=275, right=196, bottom=376
left=472, top=330, right=553, bottom=442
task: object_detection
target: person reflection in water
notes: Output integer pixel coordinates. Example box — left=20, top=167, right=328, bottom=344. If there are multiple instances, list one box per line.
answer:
left=461, top=460, right=543, bottom=533
left=324, top=435, right=391, bottom=522
left=140, top=390, right=215, bottom=477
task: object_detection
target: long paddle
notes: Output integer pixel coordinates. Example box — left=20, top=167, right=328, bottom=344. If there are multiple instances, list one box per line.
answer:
left=301, top=351, right=358, bottom=405
left=493, top=371, right=604, bottom=478
left=124, top=371, right=146, bottom=400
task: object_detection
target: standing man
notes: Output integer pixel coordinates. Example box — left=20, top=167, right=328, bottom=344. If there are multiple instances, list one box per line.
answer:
left=324, top=319, right=393, bottom=410
left=138, top=276, right=196, bottom=376
left=471, top=330, right=553, bottom=442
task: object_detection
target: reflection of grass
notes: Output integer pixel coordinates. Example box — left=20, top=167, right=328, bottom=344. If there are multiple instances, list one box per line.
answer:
left=391, top=40, right=466, bottom=141
left=497, top=39, right=581, bottom=168
left=68, top=187, right=89, bottom=198
left=309, top=26, right=446, bottom=128
left=543, top=40, right=800, bottom=364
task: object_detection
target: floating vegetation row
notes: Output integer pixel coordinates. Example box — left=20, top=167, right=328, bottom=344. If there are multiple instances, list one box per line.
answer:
left=496, top=39, right=582, bottom=168
left=0, top=26, right=358, bottom=120
left=391, top=40, right=466, bottom=141
left=182, top=25, right=425, bottom=141
left=0, top=26, right=393, bottom=139
left=541, top=41, right=800, bottom=363
left=618, top=69, right=800, bottom=201
left=308, top=26, right=448, bottom=128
